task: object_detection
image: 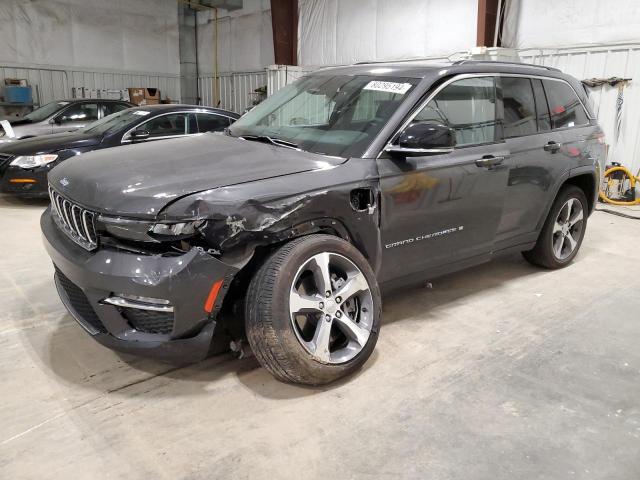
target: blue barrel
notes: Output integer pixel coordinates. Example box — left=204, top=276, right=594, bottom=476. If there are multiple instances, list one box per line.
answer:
left=4, top=86, right=32, bottom=104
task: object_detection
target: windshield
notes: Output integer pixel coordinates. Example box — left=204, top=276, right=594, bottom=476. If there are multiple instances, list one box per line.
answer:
left=229, top=74, right=418, bottom=157
left=81, top=109, right=146, bottom=135
left=20, top=101, right=70, bottom=123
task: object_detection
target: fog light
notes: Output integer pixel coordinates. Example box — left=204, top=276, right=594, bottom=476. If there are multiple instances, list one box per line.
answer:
left=101, top=294, right=173, bottom=312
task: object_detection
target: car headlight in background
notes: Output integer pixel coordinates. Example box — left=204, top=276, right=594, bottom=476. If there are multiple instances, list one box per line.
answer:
left=10, top=154, right=58, bottom=168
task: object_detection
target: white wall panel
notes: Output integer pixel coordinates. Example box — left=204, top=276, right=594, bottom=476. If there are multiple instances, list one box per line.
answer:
left=298, top=0, right=477, bottom=65
left=0, top=0, right=180, bottom=74
left=503, top=0, right=640, bottom=49
left=195, top=1, right=274, bottom=75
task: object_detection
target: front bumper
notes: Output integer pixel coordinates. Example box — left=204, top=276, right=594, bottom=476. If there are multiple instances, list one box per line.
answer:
left=0, top=165, right=48, bottom=197
left=41, top=208, right=237, bottom=362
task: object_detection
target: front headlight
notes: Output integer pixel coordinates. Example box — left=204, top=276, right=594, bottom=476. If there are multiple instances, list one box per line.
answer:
left=99, top=216, right=206, bottom=242
left=10, top=154, right=58, bottom=168
left=149, top=220, right=207, bottom=239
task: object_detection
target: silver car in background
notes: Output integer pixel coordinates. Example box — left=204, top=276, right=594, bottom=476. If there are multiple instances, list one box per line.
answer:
left=0, top=99, right=133, bottom=142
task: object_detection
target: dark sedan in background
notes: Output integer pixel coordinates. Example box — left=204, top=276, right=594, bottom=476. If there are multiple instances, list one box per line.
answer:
left=0, top=104, right=239, bottom=197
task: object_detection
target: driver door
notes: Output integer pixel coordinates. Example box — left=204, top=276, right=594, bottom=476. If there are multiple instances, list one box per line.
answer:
left=377, top=76, right=511, bottom=283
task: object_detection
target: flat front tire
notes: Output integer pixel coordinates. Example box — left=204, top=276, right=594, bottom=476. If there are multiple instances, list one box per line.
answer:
left=245, top=234, right=381, bottom=385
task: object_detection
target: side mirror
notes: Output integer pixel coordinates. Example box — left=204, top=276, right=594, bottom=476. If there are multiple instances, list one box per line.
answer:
left=385, top=122, right=455, bottom=157
left=130, top=129, right=150, bottom=141
left=52, top=116, right=63, bottom=125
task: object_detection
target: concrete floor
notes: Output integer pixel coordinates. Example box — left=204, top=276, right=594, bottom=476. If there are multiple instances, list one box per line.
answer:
left=1, top=195, right=639, bottom=480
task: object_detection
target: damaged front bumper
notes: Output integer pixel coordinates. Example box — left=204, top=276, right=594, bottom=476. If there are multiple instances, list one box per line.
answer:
left=41, top=208, right=237, bottom=362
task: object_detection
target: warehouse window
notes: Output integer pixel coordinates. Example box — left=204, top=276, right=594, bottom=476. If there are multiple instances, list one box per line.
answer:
left=501, top=77, right=537, bottom=137
left=542, top=80, right=589, bottom=129
left=415, top=77, right=497, bottom=147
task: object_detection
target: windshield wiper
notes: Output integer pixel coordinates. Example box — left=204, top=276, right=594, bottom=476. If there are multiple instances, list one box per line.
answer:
left=239, top=135, right=299, bottom=150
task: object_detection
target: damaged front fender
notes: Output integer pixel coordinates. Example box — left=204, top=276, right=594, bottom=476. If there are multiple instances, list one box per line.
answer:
left=157, top=158, right=383, bottom=272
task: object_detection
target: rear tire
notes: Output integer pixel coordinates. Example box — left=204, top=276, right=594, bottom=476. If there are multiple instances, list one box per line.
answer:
left=245, top=234, right=381, bottom=385
left=523, top=185, right=588, bottom=269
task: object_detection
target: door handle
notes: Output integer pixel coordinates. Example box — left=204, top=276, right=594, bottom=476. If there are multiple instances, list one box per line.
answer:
left=475, top=155, right=505, bottom=168
left=544, top=141, right=561, bottom=153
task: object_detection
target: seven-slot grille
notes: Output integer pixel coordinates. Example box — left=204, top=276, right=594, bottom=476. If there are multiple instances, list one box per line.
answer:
left=48, top=185, right=98, bottom=251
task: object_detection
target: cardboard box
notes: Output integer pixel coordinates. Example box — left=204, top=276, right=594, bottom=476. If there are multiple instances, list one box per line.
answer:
left=127, top=88, right=160, bottom=106
left=127, top=88, right=145, bottom=105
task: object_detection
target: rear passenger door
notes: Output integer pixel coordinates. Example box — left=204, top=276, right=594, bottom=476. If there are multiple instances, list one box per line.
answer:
left=495, top=76, right=590, bottom=248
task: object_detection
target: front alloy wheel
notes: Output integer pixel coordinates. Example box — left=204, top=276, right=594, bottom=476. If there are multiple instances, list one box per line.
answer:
left=245, top=234, right=381, bottom=385
left=289, top=252, right=374, bottom=364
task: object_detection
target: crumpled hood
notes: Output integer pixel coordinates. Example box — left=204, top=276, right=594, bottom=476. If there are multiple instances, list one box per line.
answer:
left=48, top=133, right=343, bottom=218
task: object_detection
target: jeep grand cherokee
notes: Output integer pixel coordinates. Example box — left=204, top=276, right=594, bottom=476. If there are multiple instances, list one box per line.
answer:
left=41, top=61, right=603, bottom=385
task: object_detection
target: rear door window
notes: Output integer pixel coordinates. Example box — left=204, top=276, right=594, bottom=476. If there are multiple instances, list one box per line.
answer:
left=501, top=77, right=537, bottom=138
left=415, top=77, right=497, bottom=147
left=140, top=113, right=190, bottom=138
left=542, top=80, right=589, bottom=129
left=196, top=113, right=230, bottom=132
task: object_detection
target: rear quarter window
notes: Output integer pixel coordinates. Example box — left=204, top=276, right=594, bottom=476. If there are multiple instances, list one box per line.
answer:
left=542, top=80, right=589, bottom=129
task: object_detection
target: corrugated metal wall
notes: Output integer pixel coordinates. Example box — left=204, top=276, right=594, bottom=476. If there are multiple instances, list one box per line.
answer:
left=519, top=43, right=640, bottom=174
left=0, top=64, right=181, bottom=105
left=198, top=71, right=266, bottom=114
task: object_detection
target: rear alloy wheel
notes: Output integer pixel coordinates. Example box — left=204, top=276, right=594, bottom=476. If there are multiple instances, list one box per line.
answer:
left=245, top=234, right=381, bottom=385
left=523, top=185, right=588, bottom=269
left=551, top=197, right=584, bottom=261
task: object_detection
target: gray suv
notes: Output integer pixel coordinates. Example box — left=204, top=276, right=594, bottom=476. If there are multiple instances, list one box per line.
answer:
left=41, top=60, right=604, bottom=385
left=0, top=99, right=133, bottom=141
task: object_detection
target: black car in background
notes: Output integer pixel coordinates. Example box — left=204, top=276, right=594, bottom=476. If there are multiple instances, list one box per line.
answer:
left=0, top=105, right=239, bottom=196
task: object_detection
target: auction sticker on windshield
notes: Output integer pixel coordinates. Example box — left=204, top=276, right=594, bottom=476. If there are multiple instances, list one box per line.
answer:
left=364, top=81, right=412, bottom=95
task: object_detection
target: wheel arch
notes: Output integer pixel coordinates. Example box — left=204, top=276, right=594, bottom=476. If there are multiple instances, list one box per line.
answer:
left=218, top=216, right=369, bottom=323
left=564, top=171, right=597, bottom=214
left=536, top=169, right=597, bottom=232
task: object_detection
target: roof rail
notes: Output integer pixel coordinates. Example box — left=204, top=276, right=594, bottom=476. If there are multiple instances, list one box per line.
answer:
left=352, top=58, right=446, bottom=65
left=451, top=59, right=560, bottom=72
